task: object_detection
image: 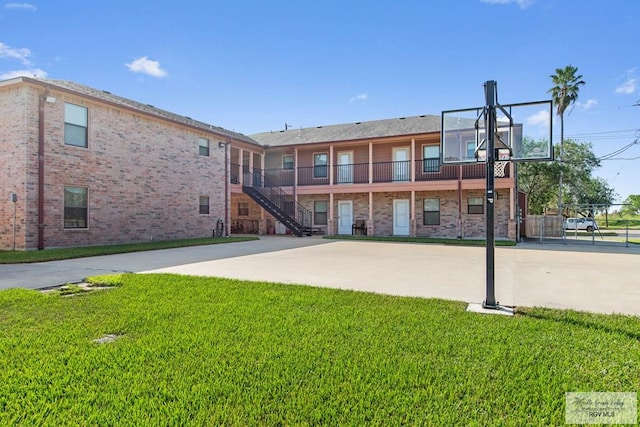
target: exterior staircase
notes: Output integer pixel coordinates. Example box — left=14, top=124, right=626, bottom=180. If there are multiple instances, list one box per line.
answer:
left=242, top=172, right=313, bottom=237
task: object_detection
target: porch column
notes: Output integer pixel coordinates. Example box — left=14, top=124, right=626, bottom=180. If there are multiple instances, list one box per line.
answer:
left=294, top=148, right=298, bottom=202
left=238, top=148, right=244, bottom=186
left=508, top=186, right=517, bottom=240
left=411, top=138, right=416, bottom=182
left=368, top=191, right=374, bottom=236
left=411, top=190, right=416, bottom=237
left=368, top=142, right=373, bottom=184
left=329, top=193, right=335, bottom=235
left=259, top=152, right=267, bottom=235
left=329, top=145, right=334, bottom=186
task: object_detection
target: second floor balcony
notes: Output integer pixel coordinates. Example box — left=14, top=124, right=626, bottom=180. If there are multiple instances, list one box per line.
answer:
left=232, top=159, right=510, bottom=188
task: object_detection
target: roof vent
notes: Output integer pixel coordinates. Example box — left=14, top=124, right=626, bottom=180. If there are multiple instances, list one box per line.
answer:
left=420, top=115, right=426, bottom=118
left=317, top=126, right=323, bottom=128
left=399, top=117, right=405, bottom=120
left=147, top=104, right=154, bottom=108
left=102, top=90, right=111, bottom=94
left=355, top=122, right=361, bottom=125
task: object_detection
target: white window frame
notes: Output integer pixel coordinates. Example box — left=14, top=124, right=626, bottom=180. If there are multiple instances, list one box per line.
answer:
left=64, top=103, right=88, bottom=147
left=423, top=198, right=440, bottom=225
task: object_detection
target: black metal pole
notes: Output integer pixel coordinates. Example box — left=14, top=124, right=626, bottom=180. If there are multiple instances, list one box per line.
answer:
left=483, top=81, right=498, bottom=308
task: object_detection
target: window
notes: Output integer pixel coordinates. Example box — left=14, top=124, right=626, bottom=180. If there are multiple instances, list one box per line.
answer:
left=466, top=141, right=476, bottom=160
left=313, top=153, right=328, bottom=178
left=199, top=196, right=210, bottom=214
left=64, top=186, right=88, bottom=228
left=238, top=202, right=249, bottom=216
left=423, top=198, right=440, bottom=225
left=282, top=155, right=294, bottom=170
left=64, top=103, right=88, bottom=147
left=199, top=138, right=210, bottom=156
left=423, top=145, right=440, bottom=173
left=314, top=201, right=328, bottom=225
left=468, top=196, right=484, bottom=214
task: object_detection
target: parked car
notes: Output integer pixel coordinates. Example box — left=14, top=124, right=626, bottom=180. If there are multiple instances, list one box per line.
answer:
left=563, top=217, right=599, bottom=232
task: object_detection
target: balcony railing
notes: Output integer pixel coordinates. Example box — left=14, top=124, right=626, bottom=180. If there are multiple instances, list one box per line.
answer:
left=233, top=160, right=510, bottom=187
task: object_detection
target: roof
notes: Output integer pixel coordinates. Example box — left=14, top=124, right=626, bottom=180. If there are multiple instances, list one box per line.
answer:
left=251, top=115, right=442, bottom=147
left=2, top=77, right=260, bottom=146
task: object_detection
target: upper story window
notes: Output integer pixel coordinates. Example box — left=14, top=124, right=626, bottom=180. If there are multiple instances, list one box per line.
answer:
left=466, top=141, right=476, bottom=161
left=199, top=138, right=210, bottom=156
left=64, top=103, right=88, bottom=147
left=313, top=153, right=328, bottom=178
left=282, top=155, right=294, bottom=170
left=423, top=145, right=440, bottom=173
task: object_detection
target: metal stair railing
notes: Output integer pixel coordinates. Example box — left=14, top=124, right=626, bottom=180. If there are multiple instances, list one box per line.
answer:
left=242, top=171, right=312, bottom=235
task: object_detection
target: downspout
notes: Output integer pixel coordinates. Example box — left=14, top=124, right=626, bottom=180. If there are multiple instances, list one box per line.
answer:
left=457, top=165, right=462, bottom=239
left=224, top=141, right=230, bottom=237
left=38, top=93, right=46, bottom=250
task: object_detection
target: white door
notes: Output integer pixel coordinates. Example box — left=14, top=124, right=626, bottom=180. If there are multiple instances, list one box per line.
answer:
left=337, top=151, right=353, bottom=184
left=393, top=199, right=410, bottom=236
left=337, top=201, right=353, bottom=235
left=393, top=147, right=410, bottom=181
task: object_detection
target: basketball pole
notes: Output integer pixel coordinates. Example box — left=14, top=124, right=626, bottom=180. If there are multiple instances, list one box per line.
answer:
left=483, top=80, right=498, bottom=309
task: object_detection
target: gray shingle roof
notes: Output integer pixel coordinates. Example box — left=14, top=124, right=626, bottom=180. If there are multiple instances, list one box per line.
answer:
left=251, top=115, right=442, bottom=147
left=31, top=78, right=260, bottom=146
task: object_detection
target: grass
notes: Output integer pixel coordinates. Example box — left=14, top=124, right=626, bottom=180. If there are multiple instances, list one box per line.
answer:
left=324, top=234, right=517, bottom=246
left=596, top=215, right=640, bottom=229
left=1, top=274, right=638, bottom=425
left=0, top=236, right=258, bottom=264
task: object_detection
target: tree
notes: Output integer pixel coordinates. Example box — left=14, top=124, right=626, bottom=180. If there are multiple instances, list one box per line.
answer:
left=548, top=65, right=585, bottom=209
left=517, top=139, right=615, bottom=214
left=517, top=138, right=557, bottom=214
left=621, top=195, right=640, bottom=216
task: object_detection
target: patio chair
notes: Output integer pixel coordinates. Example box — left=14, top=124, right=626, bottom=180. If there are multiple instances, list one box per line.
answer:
left=352, top=219, right=367, bottom=236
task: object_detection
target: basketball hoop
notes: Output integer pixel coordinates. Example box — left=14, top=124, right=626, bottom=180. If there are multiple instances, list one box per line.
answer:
left=494, top=161, right=507, bottom=177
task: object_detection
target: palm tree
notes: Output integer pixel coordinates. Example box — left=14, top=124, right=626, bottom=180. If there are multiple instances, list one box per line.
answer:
left=548, top=65, right=585, bottom=210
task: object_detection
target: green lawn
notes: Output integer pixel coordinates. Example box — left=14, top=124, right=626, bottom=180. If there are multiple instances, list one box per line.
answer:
left=1, top=274, right=638, bottom=425
left=0, top=236, right=258, bottom=264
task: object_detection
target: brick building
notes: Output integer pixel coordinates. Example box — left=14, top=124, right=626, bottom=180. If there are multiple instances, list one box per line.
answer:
left=0, top=77, right=258, bottom=250
left=1, top=77, right=518, bottom=250
left=235, top=117, right=517, bottom=239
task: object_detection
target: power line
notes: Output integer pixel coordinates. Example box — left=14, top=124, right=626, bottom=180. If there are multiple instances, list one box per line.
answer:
left=598, top=138, right=640, bottom=161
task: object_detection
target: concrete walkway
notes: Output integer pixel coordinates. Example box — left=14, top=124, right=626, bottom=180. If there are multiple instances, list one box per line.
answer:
left=2, top=236, right=639, bottom=316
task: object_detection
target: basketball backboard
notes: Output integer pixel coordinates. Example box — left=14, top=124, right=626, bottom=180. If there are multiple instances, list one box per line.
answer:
left=441, top=100, right=553, bottom=164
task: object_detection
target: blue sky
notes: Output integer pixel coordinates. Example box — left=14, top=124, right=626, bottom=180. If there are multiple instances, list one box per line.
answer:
left=1, top=0, right=638, bottom=203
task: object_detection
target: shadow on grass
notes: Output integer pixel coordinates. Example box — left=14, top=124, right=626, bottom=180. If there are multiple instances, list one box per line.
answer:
left=519, top=308, right=640, bottom=341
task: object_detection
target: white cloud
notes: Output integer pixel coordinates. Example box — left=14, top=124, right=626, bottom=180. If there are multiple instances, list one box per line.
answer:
left=125, top=56, right=168, bottom=78
left=615, top=78, right=637, bottom=95
left=526, top=109, right=550, bottom=128
left=349, top=93, right=367, bottom=103
left=0, top=42, right=32, bottom=65
left=576, top=99, right=598, bottom=111
left=0, top=68, right=47, bottom=79
left=480, top=0, right=534, bottom=9
left=615, top=68, right=637, bottom=95
left=4, top=3, right=37, bottom=11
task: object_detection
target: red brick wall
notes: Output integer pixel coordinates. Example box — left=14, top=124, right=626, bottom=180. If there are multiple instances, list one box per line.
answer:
left=0, top=84, right=38, bottom=250
left=1, top=82, right=229, bottom=249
